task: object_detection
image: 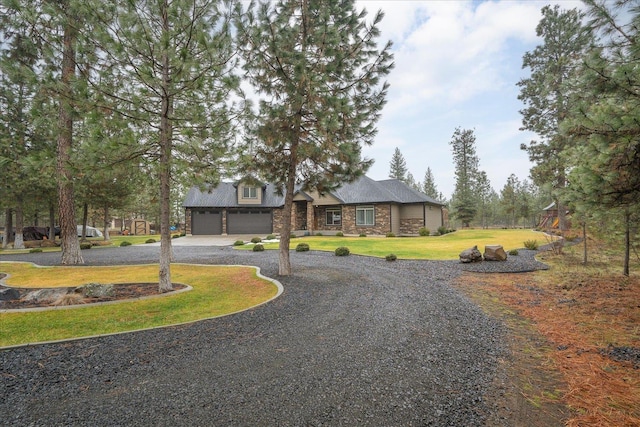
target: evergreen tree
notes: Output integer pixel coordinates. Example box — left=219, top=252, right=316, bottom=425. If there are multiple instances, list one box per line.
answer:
left=389, top=147, right=408, bottom=181
left=92, top=0, right=239, bottom=291
left=518, top=5, right=593, bottom=232
left=449, top=127, right=479, bottom=227
left=500, top=174, right=520, bottom=228
left=236, top=0, right=393, bottom=275
left=475, top=171, right=492, bottom=229
left=422, top=167, right=439, bottom=200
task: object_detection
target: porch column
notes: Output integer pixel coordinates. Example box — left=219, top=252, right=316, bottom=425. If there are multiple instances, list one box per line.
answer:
left=306, top=201, right=315, bottom=233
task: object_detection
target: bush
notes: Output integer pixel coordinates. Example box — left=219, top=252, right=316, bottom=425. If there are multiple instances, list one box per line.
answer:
left=120, top=241, right=132, bottom=247
left=524, top=239, right=538, bottom=250
left=29, top=248, right=43, bottom=253
left=80, top=242, right=92, bottom=250
left=145, top=238, right=156, bottom=244
left=289, top=233, right=297, bottom=239
left=437, top=226, right=448, bottom=236
left=359, top=233, right=367, bottom=237
left=385, top=253, right=397, bottom=261
left=386, top=232, right=395, bottom=238
left=266, top=234, right=276, bottom=240
left=296, top=243, right=310, bottom=252
left=251, top=237, right=262, bottom=244
left=233, top=240, right=245, bottom=246
left=418, top=227, right=430, bottom=236
left=335, top=231, right=344, bottom=237
left=335, top=246, right=350, bottom=256
left=314, top=232, right=323, bottom=236
left=252, top=243, right=264, bottom=252
left=508, top=249, right=519, bottom=256
left=172, top=234, right=180, bottom=239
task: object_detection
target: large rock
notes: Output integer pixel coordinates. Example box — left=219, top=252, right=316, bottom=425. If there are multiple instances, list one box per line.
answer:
left=77, top=283, right=115, bottom=298
left=22, top=288, right=68, bottom=303
left=0, top=288, right=20, bottom=301
left=484, top=245, right=507, bottom=261
left=459, top=245, right=483, bottom=263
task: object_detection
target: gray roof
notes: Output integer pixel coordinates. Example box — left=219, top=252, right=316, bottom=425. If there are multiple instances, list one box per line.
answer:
left=183, top=182, right=285, bottom=208
left=183, top=176, right=443, bottom=208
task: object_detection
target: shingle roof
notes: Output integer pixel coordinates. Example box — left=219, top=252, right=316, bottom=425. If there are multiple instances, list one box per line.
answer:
left=183, top=177, right=444, bottom=207
left=183, top=182, right=285, bottom=208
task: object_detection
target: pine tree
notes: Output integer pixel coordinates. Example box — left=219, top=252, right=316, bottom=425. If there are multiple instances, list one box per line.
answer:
left=450, top=127, right=479, bottom=227
left=236, top=0, right=393, bottom=275
left=389, top=147, right=408, bottom=181
left=475, top=171, right=492, bottom=228
left=518, top=5, right=594, bottom=232
left=422, top=167, right=439, bottom=200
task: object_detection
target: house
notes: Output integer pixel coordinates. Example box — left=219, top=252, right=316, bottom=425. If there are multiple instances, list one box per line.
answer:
left=183, top=176, right=445, bottom=236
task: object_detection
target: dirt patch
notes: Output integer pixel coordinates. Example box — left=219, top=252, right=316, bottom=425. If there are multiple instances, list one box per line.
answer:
left=0, top=282, right=187, bottom=310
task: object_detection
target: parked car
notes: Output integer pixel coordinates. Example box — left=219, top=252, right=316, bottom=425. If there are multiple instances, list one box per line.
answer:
left=77, top=225, right=103, bottom=238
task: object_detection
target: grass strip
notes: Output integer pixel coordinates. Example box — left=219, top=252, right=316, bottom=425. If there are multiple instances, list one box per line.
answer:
left=0, top=263, right=280, bottom=348
left=241, top=229, right=550, bottom=259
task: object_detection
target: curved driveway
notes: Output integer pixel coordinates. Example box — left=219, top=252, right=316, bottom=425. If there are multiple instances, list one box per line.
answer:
left=1, top=244, right=508, bottom=426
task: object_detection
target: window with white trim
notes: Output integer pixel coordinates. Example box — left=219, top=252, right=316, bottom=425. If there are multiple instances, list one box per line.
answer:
left=356, top=206, right=374, bottom=226
left=326, top=208, right=342, bottom=225
left=243, top=186, right=257, bottom=199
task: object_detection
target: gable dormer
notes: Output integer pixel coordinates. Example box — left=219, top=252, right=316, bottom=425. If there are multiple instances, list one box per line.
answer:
left=235, top=178, right=266, bottom=205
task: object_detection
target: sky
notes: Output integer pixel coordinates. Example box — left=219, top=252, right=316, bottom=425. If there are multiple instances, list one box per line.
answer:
left=354, top=0, right=584, bottom=199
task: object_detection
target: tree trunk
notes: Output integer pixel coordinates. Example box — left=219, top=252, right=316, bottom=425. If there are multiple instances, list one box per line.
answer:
left=57, top=10, right=83, bottom=265
left=278, top=159, right=296, bottom=276
left=13, top=196, right=25, bottom=249
left=2, top=209, right=12, bottom=249
left=103, top=204, right=110, bottom=241
left=623, top=209, right=630, bottom=277
left=557, top=200, right=568, bottom=232
left=81, top=202, right=88, bottom=241
left=158, top=0, right=173, bottom=292
left=582, top=221, right=587, bottom=265
left=48, top=203, right=56, bottom=241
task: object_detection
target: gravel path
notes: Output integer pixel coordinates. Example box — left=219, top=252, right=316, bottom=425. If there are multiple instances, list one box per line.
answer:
left=0, top=246, right=547, bottom=426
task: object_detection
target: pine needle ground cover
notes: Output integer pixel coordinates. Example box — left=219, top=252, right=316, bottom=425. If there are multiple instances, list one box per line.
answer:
left=454, top=240, right=640, bottom=426
left=244, top=229, right=549, bottom=259
left=0, top=263, right=279, bottom=348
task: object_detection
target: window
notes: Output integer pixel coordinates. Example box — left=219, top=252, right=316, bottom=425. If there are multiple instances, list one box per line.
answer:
left=356, top=206, right=374, bottom=226
left=243, top=186, right=257, bottom=199
left=326, top=208, right=342, bottom=225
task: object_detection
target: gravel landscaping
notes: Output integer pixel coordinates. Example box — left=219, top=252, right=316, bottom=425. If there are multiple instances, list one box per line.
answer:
left=0, top=246, right=547, bottom=426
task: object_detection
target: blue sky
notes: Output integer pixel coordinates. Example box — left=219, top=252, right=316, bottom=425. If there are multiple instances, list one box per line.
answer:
left=356, top=0, right=584, bottom=198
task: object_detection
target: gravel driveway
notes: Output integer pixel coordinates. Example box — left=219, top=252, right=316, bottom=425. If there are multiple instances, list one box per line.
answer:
left=0, top=246, right=547, bottom=426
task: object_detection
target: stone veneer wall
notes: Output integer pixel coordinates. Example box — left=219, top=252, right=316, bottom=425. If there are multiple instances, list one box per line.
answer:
left=315, top=207, right=343, bottom=232
left=400, top=218, right=424, bottom=235
left=341, top=204, right=392, bottom=235
left=185, top=209, right=192, bottom=234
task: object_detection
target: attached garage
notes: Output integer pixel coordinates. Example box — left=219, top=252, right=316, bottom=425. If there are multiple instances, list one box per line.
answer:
left=227, top=209, right=272, bottom=234
left=191, top=210, right=222, bottom=235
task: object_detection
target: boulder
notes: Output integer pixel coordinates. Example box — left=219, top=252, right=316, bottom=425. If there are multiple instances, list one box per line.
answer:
left=77, top=283, right=115, bottom=298
left=484, top=245, right=507, bottom=261
left=0, top=288, right=20, bottom=301
left=459, top=245, right=483, bottom=263
left=22, top=288, right=68, bottom=303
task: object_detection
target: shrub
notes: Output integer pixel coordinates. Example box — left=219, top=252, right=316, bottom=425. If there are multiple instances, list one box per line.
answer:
left=233, top=240, right=245, bottom=246
left=29, top=248, right=43, bottom=253
left=418, top=227, right=430, bottom=236
left=508, top=249, right=519, bottom=256
left=296, top=243, right=310, bottom=252
left=437, top=226, right=448, bottom=236
left=80, top=242, right=92, bottom=250
left=120, top=241, right=132, bottom=247
left=335, top=246, right=350, bottom=256
left=335, top=231, right=344, bottom=237
left=385, top=253, right=397, bottom=261
left=172, top=234, right=180, bottom=239
left=314, top=232, right=323, bottom=236
left=289, top=233, right=297, bottom=239
left=386, top=232, right=395, bottom=238
left=524, top=239, right=538, bottom=250
left=252, top=243, right=264, bottom=252
left=359, top=233, right=367, bottom=237
left=266, top=234, right=276, bottom=240
left=251, top=237, right=262, bottom=244
left=145, top=238, right=156, bottom=244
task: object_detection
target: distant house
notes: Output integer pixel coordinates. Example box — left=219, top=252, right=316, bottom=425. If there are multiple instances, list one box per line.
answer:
left=183, top=176, right=444, bottom=236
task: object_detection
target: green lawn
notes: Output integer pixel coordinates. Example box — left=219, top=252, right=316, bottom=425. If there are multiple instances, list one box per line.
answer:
left=0, top=234, right=162, bottom=254
left=245, top=229, right=551, bottom=259
left=0, top=263, right=280, bottom=348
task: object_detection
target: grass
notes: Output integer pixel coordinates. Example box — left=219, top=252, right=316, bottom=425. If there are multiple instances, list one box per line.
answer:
left=239, top=229, right=549, bottom=259
left=0, top=234, right=162, bottom=254
left=0, top=262, right=279, bottom=348
left=454, top=235, right=640, bottom=426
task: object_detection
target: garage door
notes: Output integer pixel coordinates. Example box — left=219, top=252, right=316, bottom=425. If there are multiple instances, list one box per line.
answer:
left=191, top=210, right=222, bottom=235
left=227, top=209, right=272, bottom=234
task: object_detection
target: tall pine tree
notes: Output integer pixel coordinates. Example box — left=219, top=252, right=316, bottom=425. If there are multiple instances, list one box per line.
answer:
left=236, top=0, right=393, bottom=275
left=389, top=147, right=408, bottom=181
left=449, top=127, right=479, bottom=228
